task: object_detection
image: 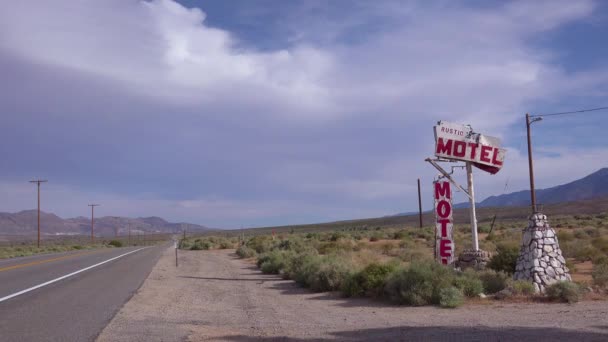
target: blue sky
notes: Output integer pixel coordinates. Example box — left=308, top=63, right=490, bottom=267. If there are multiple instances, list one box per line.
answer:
left=0, top=0, right=607, bottom=228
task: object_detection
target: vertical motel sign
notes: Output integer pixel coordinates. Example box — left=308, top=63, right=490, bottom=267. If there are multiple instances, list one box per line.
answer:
left=434, top=180, right=454, bottom=265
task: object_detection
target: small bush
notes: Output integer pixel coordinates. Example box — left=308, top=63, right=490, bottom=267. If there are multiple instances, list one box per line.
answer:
left=258, top=250, right=291, bottom=274
left=236, top=245, right=256, bottom=258
left=72, top=245, right=84, bottom=250
left=342, top=262, right=399, bottom=298
left=439, top=287, right=464, bottom=308
left=307, top=256, right=352, bottom=292
left=453, top=273, right=484, bottom=297
left=545, top=281, right=581, bottom=303
left=510, top=280, right=535, bottom=296
left=384, top=262, right=455, bottom=306
left=108, top=240, right=123, bottom=248
left=488, top=243, right=519, bottom=274
left=190, top=239, right=211, bottom=250
left=478, top=270, right=510, bottom=294
left=592, top=263, right=608, bottom=288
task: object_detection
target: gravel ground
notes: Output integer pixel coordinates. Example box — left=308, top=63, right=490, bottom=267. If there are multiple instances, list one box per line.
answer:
left=97, top=247, right=608, bottom=342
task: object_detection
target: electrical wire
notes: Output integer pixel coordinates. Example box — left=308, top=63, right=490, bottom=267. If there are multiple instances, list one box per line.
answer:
left=531, top=106, right=608, bottom=117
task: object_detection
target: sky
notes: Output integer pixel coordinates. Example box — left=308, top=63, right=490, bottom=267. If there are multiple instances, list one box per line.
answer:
left=0, top=0, right=607, bottom=228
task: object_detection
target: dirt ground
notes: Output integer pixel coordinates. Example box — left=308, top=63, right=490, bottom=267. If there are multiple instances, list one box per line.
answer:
left=97, top=247, right=608, bottom=342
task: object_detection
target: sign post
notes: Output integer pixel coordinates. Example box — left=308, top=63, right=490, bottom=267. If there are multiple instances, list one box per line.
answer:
left=427, top=121, right=506, bottom=259
left=465, top=162, right=479, bottom=251
left=174, top=240, right=178, bottom=267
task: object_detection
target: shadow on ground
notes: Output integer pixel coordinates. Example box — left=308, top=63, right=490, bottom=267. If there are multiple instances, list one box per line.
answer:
left=216, top=325, right=608, bottom=341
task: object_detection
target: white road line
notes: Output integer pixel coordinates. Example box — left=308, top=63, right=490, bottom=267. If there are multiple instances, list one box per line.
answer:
left=0, top=247, right=146, bottom=303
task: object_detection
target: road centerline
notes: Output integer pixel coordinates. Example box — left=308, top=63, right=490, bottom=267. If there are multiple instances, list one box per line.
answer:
left=0, top=249, right=108, bottom=273
left=0, top=247, right=147, bottom=303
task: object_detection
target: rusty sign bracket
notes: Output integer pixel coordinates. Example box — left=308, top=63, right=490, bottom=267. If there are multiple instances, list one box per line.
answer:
left=425, top=158, right=472, bottom=200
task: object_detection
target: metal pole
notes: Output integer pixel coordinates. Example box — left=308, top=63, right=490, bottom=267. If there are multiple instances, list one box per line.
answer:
left=37, top=182, right=41, bottom=248
left=417, top=178, right=423, bottom=229
left=88, top=204, right=99, bottom=244
left=526, top=113, right=537, bottom=213
left=466, top=162, right=479, bottom=251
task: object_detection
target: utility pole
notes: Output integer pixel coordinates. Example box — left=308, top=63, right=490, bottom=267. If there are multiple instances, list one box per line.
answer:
left=417, top=178, right=423, bottom=229
left=88, top=204, right=100, bottom=244
left=526, top=113, right=543, bottom=214
left=29, top=179, right=48, bottom=248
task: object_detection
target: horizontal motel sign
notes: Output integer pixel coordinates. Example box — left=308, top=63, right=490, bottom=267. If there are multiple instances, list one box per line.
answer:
left=434, top=121, right=506, bottom=174
left=434, top=180, right=454, bottom=265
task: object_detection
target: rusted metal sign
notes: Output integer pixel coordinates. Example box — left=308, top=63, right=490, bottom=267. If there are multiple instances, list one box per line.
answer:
left=434, top=180, right=454, bottom=265
left=433, top=121, right=506, bottom=174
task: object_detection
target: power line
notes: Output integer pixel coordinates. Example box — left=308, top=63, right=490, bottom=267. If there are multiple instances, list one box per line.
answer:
left=531, top=106, right=608, bottom=118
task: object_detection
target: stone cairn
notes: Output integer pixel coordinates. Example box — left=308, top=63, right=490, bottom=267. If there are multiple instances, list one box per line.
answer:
left=514, top=213, right=571, bottom=293
left=457, top=249, right=491, bottom=270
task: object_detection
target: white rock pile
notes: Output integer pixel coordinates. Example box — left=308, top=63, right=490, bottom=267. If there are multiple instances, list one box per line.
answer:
left=514, top=213, right=571, bottom=293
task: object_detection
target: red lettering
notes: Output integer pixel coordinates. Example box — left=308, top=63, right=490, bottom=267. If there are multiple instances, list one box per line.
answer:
left=491, top=148, right=503, bottom=166
left=480, top=145, right=492, bottom=163
left=468, top=142, right=478, bottom=159
left=434, top=181, right=451, bottom=200
left=438, top=219, right=450, bottom=237
left=436, top=138, right=452, bottom=155
left=453, top=141, right=466, bottom=157
left=440, top=239, right=452, bottom=257
left=436, top=200, right=451, bottom=218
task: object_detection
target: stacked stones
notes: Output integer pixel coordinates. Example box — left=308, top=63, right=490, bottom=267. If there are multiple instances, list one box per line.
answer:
left=457, top=249, right=491, bottom=270
left=514, top=213, right=571, bottom=293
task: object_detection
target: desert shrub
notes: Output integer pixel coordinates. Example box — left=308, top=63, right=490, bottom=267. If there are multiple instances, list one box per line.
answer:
left=384, top=262, right=455, bottom=306
left=108, top=240, right=123, bottom=248
left=246, top=236, right=274, bottom=254
left=510, top=280, right=536, bottom=296
left=236, top=245, right=256, bottom=258
left=592, top=237, right=608, bottom=253
left=453, top=273, right=484, bottom=297
left=179, top=238, right=191, bottom=249
left=330, top=232, right=347, bottom=242
left=342, top=262, right=399, bottom=298
left=218, top=239, right=232, bottom=249
left=190, top=239, right=211, bottom=250
left=557, top=230, right=574, bottom=242
left=259, top=250, right=292, bottom=274
left=592, top=263, right=608, bottom=288
left=72, top=245, right=84, bottom=250
left=369, top=232, right=383, bottom=242
left=399, top=248, right=430, bottom=263
left=284, top=251, right=320, bottom=282
left=307, top=256, right=353, bottom=292
left=392, top=230, right=407, bottom=240
left=546, top=281, right=581, bottom=303
left=477, top=270, right=510, bottom=294
left=488, top=243, right=519, bottom=274
left=439, top=287, right=464, bottom=308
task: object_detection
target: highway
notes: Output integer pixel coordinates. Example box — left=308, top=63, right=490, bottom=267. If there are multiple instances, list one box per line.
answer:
left=0, top=244, right=165, bottom=342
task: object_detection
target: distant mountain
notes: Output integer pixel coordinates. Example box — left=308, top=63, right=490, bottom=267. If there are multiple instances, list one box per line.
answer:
left=394, top=167, right=608, bottom=215
left=447, top=167, right=608, bottom=210
left=478, top=167, right=608, bottom=208
left=0, top=211, right=211, bottom=236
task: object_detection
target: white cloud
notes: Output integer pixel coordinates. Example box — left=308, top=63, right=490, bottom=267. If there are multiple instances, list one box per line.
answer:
left=0, top=0, right=606, bottom=226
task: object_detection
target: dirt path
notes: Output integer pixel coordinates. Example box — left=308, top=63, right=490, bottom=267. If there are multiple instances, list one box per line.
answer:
left=97, top=247, right=608, bottom=341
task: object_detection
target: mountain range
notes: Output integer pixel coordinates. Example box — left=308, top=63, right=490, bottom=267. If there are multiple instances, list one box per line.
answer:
left=474, top=167, right=608, bottom=208
left=397, top=167, right=608, bottom=214
left=0, top=211, right=210, bottom=237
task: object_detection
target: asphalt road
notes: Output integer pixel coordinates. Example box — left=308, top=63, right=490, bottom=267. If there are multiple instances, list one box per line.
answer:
left=0, top=244, right=166, bottom=342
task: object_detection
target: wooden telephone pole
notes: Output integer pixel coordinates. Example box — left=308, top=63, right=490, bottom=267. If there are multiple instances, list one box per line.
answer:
left=29, top=179, right=48, bottom=248
left=88, top=204, right=100, bottom=244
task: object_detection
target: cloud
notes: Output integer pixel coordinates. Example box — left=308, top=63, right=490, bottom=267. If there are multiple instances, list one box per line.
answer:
left=0, top=0, right=606, bottom=227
